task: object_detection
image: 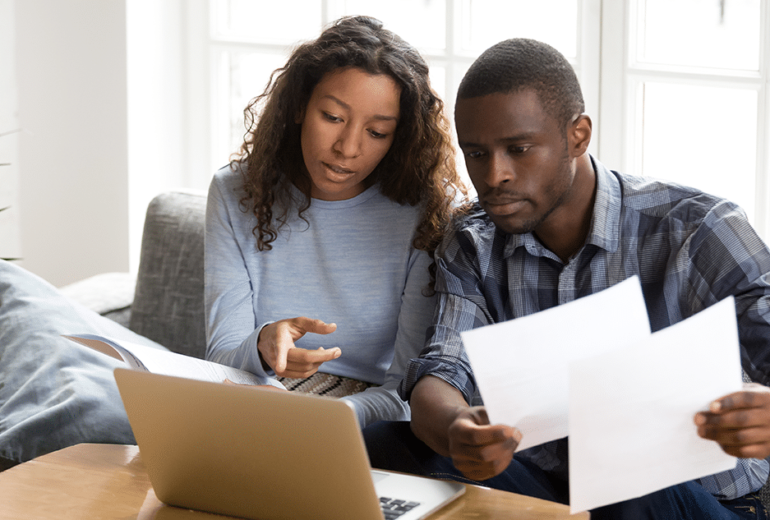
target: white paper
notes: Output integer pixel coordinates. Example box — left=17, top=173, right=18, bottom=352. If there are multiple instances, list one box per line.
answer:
left=568, top=297, right=741, bottom=513
left=64, top=333, right=285, bottom=388
left=461, top=276, right=651, bottom=451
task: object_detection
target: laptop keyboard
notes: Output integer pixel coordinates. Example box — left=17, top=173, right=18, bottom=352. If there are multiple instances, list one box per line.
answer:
left=379, top=497, right=421, bottom=519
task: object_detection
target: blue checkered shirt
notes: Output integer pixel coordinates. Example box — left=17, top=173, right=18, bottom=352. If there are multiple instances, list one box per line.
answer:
left=399, top=157, right=770, bottom=500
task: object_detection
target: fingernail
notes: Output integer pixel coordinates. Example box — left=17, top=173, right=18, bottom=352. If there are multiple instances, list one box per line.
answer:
left=694, top=414, right=704, bottom=425
left=710, top=401, right=721, bottom=413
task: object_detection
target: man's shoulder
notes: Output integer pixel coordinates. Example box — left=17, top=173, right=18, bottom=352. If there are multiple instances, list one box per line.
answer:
left=613, top=170, right=742, bottom=226
left=437, top=201, right=497, bottom=258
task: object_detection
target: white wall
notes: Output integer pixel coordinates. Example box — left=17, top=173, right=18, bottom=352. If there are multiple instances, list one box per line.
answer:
left=15, top=0, right=130, bottom=287
left=0, top=0, right=20, bottom=262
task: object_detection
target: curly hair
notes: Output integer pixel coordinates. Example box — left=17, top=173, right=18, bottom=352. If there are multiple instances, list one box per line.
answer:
left=233, top=15, right=466, bottom=270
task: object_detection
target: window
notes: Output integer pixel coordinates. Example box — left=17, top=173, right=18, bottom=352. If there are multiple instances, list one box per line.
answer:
left=190, top=0, right=770, bottom=237
left=203, top=0, right=601, bottom=188
left=600, top=0, right=769, bottom=236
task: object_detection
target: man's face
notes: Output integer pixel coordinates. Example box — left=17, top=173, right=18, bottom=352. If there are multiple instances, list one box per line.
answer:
left=455, top=89, right=576, bottom=236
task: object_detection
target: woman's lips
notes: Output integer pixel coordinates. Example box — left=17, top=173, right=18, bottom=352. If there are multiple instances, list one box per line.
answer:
left=323, top=162, right=355, bottom=176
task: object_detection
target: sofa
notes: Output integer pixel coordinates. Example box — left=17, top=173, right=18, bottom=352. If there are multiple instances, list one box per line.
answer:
left=0, top=190, right=209, bottom=470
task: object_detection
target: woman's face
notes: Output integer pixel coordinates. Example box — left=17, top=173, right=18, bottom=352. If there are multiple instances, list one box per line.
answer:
left=300, top=67, right=401, bottom=201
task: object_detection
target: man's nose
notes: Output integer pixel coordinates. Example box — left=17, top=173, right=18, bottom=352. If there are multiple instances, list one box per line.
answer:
left=484, top=152, right=514, bottom=188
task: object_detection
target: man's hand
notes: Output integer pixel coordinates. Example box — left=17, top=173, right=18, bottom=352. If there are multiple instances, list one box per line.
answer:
left=447, top=406, right=521, bottom=481
left=410, top=376, right=520, bottom=482
left=695, top=382, right=770, bottom=459
left=257, top=317, right=341, bottom=378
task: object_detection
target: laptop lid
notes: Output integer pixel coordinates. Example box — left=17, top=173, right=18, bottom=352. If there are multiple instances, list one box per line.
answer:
left=114, top=368, right=463, bottom=520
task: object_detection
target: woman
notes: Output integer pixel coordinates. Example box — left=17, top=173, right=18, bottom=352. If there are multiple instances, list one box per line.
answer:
left=205, top=15, right=465, bottom=428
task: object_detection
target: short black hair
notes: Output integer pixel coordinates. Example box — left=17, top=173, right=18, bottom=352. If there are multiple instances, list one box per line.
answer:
left=457, top=38, right=585, bottom=129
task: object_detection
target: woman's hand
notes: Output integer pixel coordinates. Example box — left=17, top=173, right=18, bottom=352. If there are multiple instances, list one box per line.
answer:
left=257, top=317, right=341, bottom=378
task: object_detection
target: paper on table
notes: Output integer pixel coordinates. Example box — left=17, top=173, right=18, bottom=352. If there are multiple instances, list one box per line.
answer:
left=568, top=296, right=741, bottom=514
left=461, top=276, right=651, bottom=452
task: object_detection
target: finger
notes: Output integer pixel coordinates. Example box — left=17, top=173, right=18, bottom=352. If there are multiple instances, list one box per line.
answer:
left=709, top=386, right=770, bottom=413
left=453, top=418, right=516, bottom=448
left=292, top=317, right=338, bottom=336
left=286, top=347, right=341, bottom=369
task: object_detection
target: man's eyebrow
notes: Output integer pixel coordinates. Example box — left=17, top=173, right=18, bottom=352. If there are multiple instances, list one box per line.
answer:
left=458, top=133, right=538, bottom=148
left=322, top=95, right=399, bottom=121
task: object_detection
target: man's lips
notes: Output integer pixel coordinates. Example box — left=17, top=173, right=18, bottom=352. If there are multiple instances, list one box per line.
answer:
left=482, top=197, right=527, bottom=216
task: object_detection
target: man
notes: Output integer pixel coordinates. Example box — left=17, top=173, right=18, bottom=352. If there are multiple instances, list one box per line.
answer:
left=364, top=39, right=770, bottom=519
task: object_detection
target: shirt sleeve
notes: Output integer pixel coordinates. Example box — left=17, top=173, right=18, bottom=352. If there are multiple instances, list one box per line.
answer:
left=684, top=200, right=770, bottom=498
left=203, top=171, right=276, bottom=382
left=683, top=199, right=770, bottom=386
left=398, top=225, right=493, bottom=405
left=343, top=247, right=437, bottom=427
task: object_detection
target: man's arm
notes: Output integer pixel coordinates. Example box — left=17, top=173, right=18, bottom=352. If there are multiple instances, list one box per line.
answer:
left=410, top=375, right=521, bottom=481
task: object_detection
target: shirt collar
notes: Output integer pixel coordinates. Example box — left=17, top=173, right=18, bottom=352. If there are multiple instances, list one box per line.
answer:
left=501, top=155, right=621, bottom=259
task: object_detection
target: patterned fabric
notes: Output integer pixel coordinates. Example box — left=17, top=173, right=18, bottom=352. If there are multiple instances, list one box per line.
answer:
left=399, top=156, right=770, bottom=499
left=278, top=372, right=376, bottom=398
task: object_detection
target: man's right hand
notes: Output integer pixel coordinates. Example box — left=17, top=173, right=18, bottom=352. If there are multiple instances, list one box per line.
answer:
left=410, top=376, right=520, bottom=482
left=257, top=317, right=340, bottom=378
left=447, top=406, right=520, bottom=481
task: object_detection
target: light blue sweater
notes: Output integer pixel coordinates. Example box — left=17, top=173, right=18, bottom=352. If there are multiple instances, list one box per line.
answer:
left=204, top=165, right=437, bottom=427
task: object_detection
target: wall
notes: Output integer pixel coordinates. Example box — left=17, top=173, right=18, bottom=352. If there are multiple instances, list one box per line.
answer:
left=0, top=0, right=20, bottom=261
left=15, top=0, right=130, bottom=287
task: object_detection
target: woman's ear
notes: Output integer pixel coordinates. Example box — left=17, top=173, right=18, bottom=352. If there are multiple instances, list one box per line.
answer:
left=295, top=107, right=306, bottom=125
left=568, top=114, right=592, bottom=158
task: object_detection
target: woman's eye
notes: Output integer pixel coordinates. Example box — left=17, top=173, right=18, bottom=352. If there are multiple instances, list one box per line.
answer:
left=369, top=130, right=388, bottom=139
left=323, top=112, right=342, bottom=122
left=465, top=150, right=485, bottom=159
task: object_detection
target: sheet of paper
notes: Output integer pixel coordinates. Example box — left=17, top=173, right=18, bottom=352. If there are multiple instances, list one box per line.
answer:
left=568, top=296, right=741, bottom=513
left=461, top=276, right=651, bottom=451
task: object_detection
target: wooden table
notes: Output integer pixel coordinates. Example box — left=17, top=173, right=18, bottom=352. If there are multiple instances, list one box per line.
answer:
left=0, top=444, right=588, bottom=519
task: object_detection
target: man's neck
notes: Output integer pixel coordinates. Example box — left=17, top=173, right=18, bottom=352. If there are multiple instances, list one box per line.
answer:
left=534, top=154, right=597, bottom=263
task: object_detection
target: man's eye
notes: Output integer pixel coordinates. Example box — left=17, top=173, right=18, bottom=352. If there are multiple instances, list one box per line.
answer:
left=465, top=150, right=485, bottom=159
left=510, top=145, right=529, bottom=154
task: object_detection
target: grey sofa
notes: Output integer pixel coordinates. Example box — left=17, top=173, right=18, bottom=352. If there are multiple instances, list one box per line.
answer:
left=0, top=191, right=208, bottom=471
left=64, top=190, right=209, bottom=360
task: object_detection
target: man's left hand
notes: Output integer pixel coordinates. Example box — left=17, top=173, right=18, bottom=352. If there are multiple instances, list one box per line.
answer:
left=695, top=382, right=770, bottom=459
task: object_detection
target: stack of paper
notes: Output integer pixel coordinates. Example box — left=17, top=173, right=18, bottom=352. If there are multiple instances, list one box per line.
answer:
left=461, top=276, right=741, bottom=513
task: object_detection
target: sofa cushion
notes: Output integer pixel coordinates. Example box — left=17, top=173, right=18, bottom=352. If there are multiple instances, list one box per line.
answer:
left=129, top=191, right=207, bottom=359
left=0, top=260, right=166, bottom=467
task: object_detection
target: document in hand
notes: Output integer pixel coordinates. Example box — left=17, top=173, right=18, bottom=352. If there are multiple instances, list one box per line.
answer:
left=64, top=334, right=284, bottom=388
left=568, top=296, right=740, bottom=513
left=461, top=276, right=652, bottom=452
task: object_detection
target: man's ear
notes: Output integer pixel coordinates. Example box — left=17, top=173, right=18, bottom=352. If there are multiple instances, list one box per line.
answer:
left=568, top=114, right=592, bottom=158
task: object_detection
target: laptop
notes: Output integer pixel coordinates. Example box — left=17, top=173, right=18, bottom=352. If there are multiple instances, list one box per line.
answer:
left=113, top=368, right=465, bottom=520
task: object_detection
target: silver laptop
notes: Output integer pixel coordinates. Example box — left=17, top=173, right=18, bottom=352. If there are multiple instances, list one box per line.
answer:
left=114, top=368, right=464, bottom=520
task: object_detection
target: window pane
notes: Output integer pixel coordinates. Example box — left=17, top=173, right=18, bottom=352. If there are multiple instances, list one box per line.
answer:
left=216, top=50, right=288, bottom=164
left=212, top=0, right=322, bottom=44
left=639, top=82, right=758, bottom=221
left=459, top=0, right=578, bottom=60
left=340, top=0, right=446, bottom=51
left=637, top=0, right=760, bottom=71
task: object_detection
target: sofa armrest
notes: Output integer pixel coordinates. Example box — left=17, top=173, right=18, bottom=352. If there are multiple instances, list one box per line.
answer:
left=129, top=191, right=207, bottom=359
left=59, top=272, right=136, bottom=329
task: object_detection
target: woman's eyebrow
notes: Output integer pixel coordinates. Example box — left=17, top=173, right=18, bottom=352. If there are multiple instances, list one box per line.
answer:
left=322, top=95, right=399, bottom=121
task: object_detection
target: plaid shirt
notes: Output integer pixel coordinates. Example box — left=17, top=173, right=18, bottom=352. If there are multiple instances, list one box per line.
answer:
left=400, top=157, right=770, bottom=500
